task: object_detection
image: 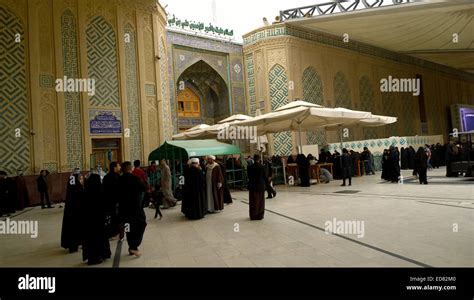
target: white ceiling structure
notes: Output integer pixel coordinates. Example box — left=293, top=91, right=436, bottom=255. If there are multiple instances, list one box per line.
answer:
left=284, top=0, right=474, bottom=74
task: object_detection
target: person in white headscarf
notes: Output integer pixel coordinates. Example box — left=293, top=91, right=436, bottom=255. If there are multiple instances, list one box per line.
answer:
left=205, top=155, right=224, bottom=213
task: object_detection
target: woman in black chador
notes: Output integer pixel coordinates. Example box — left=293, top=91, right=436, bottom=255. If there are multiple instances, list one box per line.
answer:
left=61, top=171, right=84, bottom=253
left=82, top=172, right=111, bottom=265
left=414, top=147, right=428, bottom=185
left=102, top=162, right=122, bottom=239
left=296, top=153, right=310, bottom=187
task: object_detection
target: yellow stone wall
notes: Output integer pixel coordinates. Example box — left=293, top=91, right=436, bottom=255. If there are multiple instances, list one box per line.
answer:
left=243, top=24, right=474, bottom=155
left=0, top=0, right=171, bottom=175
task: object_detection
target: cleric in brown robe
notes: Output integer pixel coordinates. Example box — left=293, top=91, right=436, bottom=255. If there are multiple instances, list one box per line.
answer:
left=216, top=158, right=232, bottom=204
left=205, top=155, right=224, bottom=213
left=247, top=155, right=266, bottom=220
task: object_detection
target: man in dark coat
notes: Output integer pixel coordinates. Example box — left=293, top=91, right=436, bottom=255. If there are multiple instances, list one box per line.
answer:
left=182, top=158, right=207, bottom=220
left=61, top=171, right=84, bottom=253
left=82, top=171, right=111, bottom=265
left=445, top=142, right=458, bottom=177
left=247, top=155, right=266, bottom=220
left=102, top=162, right=122, bottom=239
left=341, top=148, right=353, bottom=186
left=119, top=162, right=147, bottom=257
left=263, top=156, right=276, bottom=199
left=296, top=153, right=310, bottom=187
left=37, top=170, right=52, bottom=209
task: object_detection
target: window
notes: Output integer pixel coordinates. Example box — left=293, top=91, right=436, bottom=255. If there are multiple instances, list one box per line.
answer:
left=177, top=87, right=200, bottom=117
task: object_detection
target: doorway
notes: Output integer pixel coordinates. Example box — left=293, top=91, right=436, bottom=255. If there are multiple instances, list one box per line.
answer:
left=91, top=138, right=122, bottom=171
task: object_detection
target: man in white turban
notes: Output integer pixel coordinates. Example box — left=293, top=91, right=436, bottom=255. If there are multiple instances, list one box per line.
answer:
left=205, top=155, right=224, bottom=213
left=181, top=157, right=207, bottom=219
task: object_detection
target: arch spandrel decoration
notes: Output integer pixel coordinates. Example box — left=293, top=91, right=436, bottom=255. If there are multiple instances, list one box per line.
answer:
left=303, top=66, right=326, bottom=147
left=269, top=64, right=293, bottom=156
left=0, top=6, right=31, bottom=174
left=175, top=52, right=229, bottom=87
left=177, top=60, right=229, bottom=126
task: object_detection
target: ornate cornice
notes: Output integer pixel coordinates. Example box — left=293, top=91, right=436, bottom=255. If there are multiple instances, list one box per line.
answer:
left=117, top=0, right=156, bottom=12
left=167, top=30, right=243, bottom=54
left=243, top=36, right=291, bottom=54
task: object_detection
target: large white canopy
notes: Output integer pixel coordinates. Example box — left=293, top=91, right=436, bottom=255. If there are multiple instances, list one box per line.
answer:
left=235, top=101, right=374, bottom=134
left=233, top=100, right=396, bottom=151
left=172, top=114, right=254, bottom=140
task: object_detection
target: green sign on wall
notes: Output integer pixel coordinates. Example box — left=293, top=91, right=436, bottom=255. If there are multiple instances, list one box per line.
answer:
left=167, top=15, right=234, bottom=37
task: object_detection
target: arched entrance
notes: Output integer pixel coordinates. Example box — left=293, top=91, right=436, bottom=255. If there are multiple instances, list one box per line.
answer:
left=176, top=60, right=229, bottom=131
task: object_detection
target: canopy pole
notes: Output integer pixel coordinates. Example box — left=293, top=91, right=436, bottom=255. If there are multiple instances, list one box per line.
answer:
left=339, top=124, right=343, bottom=151
left=298, top=122, right=303, bottom=154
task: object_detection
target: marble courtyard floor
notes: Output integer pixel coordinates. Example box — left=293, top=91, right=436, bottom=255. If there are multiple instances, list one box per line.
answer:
left=0, top=168, right=472, bottom=268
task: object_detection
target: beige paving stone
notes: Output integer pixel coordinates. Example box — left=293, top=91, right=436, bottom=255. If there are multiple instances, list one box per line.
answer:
left=1, top=168, right=472, bottom=267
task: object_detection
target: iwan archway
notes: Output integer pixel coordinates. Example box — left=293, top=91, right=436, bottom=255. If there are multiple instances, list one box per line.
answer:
left=166, top=30, right=246, bottom=134
left=176, top=60, right=229, bottom=131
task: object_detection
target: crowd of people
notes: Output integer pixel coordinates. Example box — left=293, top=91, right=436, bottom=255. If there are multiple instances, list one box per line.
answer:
left=2, top=139, right=471, bottom=265
left=283, top=146, right=375, bottom=187
left=59, top=155, right=243, bottom=264
left=61, top=161, right=149, bottom=265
